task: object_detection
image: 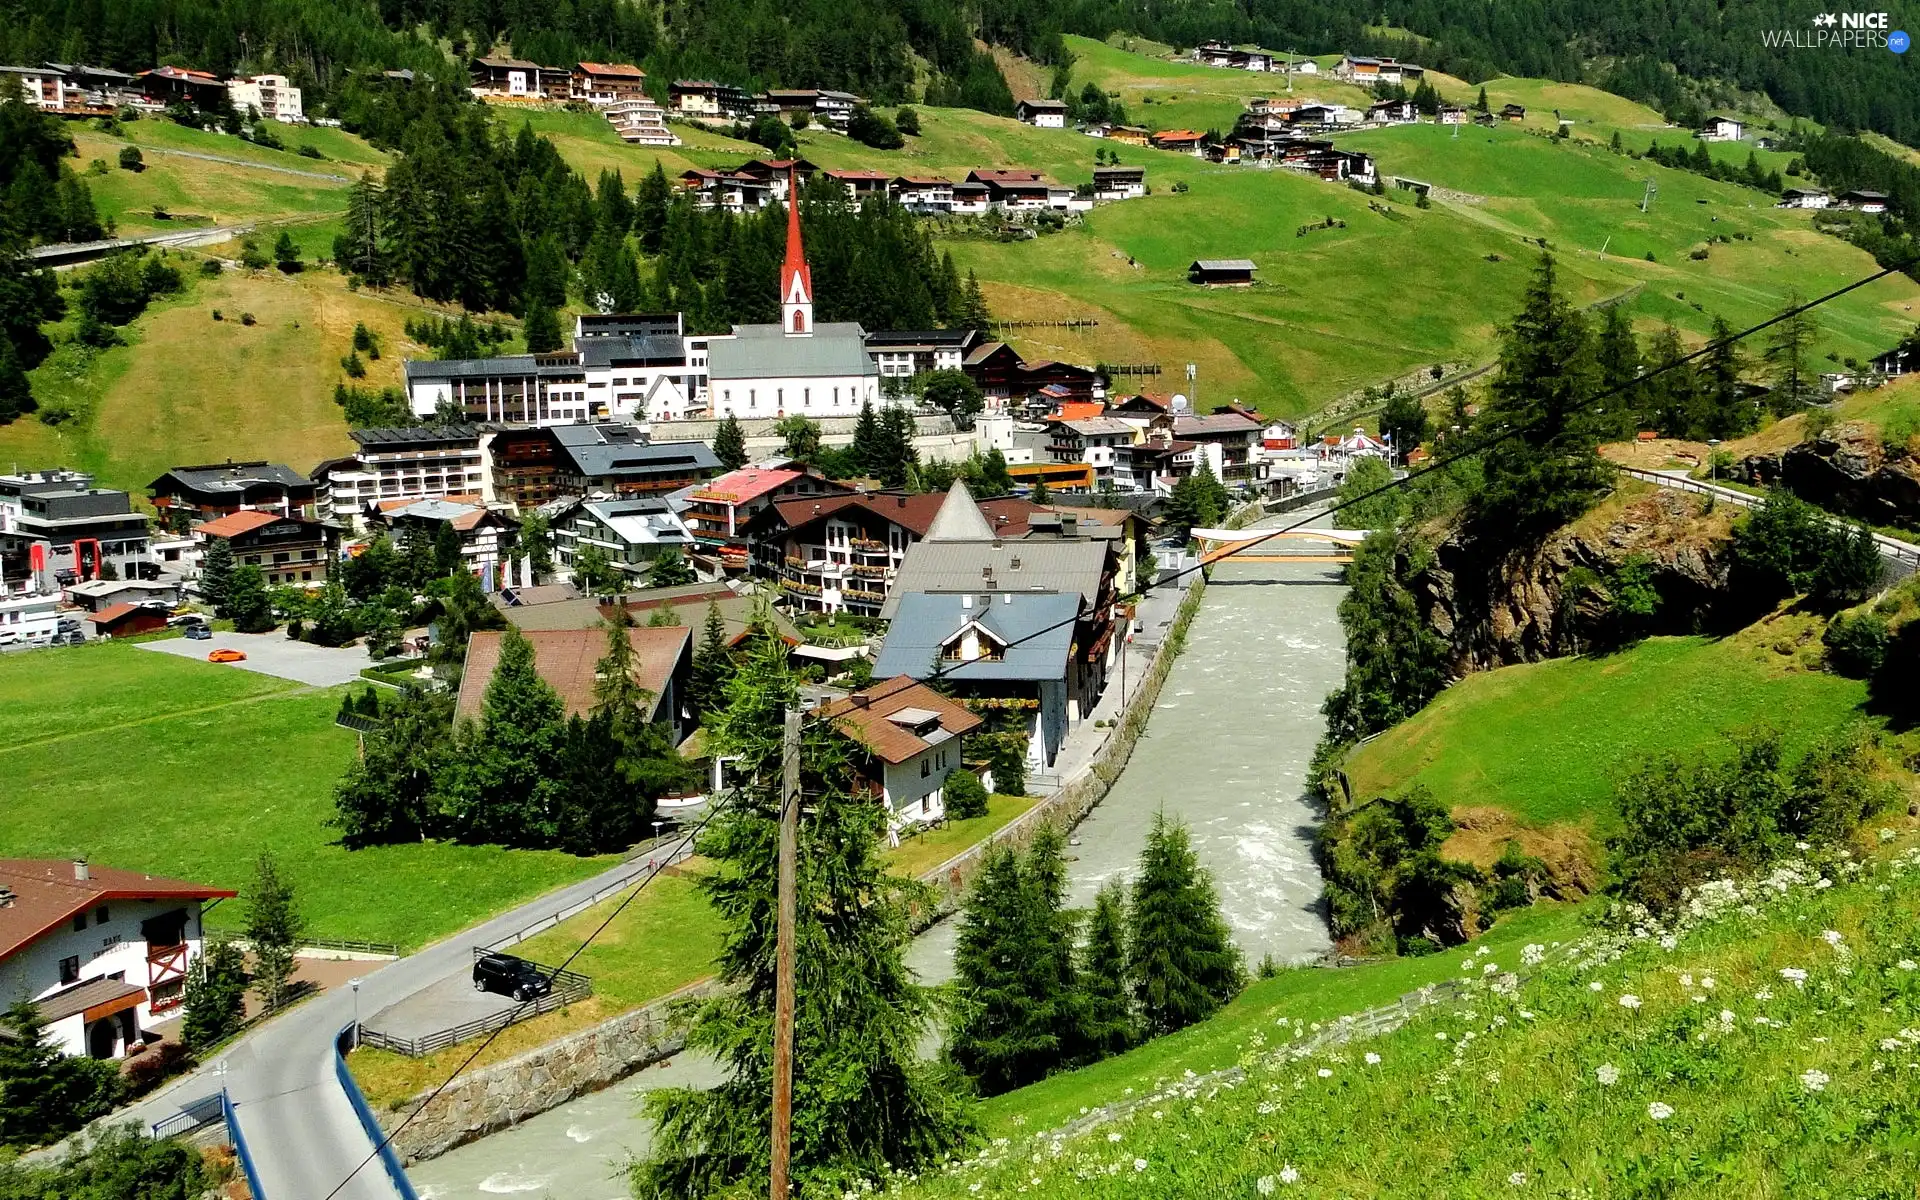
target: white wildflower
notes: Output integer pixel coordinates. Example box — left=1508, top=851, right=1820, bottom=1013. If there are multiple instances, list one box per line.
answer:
left=1508, top=1171, right=1527, bottom=1186
left=1151, top=1111, right=1164, bottom=1120
left=1896, top=960, right=1918, bottom=972
left=1483, top=962, right=1501, bottom=976
left=1316, top=1068, right=1333, bottom=1079
left=1702, top=977, right=1716, bottom=990
left=1107, top=1132, right=1122, bottom=1143
left=1522, top=943, right=1545, bottom=966
left=1756, top=987, right=1774, bottom=1002
left=1365, top=1052, right=1381, bottom=1065
left=1781, top=968, right=1808, bottom=988
left=1436, top=1032, right=1449, bottom=1041
left=1679, top=972, right=1694, bottom=989
left=1595, top=1063, right=1620, bottom=1086
left=1822, top=930, right=1845, bottom=947
left=1477, top=945, right=1491, bottom=956
left=1618, top=994, right=1643, bottom=1010
left=1256, top=1177, right=1277, bottom=1197
left=1799, top=1069, right=1830, bottom=1093
left=1589, top=981, right=1605, bottom=993
left=1647, top=1101, right=1675, bottom=1121
left=1134, top=1158, right=1148, bottom=1173
left=1279, top=1166, right=1300, bottom=1185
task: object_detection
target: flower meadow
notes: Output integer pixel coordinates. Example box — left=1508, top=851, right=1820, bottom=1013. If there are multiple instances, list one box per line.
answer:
left=885, top=840, right=1920, bottom=1199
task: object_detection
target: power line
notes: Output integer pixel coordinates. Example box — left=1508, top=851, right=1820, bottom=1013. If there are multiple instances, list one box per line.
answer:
left=923, top=260, right=1905, bottom=682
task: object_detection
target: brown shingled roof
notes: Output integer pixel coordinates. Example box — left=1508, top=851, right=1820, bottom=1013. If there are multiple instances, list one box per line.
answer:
left=455, top=627, right=691, bottom=724
left=0, top=860, right=235, bottom=961
left=818, top=676, right=982, bottom=764
left=194, top=509, right=281, bottom=539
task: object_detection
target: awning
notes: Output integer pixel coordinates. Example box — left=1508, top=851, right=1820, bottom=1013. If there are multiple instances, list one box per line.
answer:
left=37, top=978, right=145, bottom=1025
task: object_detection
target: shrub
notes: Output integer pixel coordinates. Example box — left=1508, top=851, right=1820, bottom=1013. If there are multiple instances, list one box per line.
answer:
left=1823, top=611, right=1889, bottom=676
left=239, top=312, right=256, bottom=326
left=944, top=769, right=989, bottom=819
left=895, top=106, right=921, bottom=135
left=341, top=350, right=366, bottom=378
left=297, top=144, right=324, bottom=159
left=200, top=258, right=223, bottom=277
left=211, top=308, right=222, bottom=320
left=117, top=145, right=144, bottom=171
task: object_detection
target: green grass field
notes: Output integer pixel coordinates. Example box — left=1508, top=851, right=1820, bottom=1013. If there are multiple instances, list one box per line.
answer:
left=0, top=642, right=616, bottom=945
left=895, top=838, right=1920, bottom=1199
left=1344, top=631, right=1880, bottom=830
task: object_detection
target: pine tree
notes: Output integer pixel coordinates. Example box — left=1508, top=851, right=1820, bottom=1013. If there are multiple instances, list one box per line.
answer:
left=647, top=548, right=696, bottom=587
left=245, top=852, right=304, bottom=1014
left=201, top=536, right=235, bottom=615
left=850, top=400, right=883, bottom=476
left=635, top=162, right=673, bottom=254
left=1128, top=812, right=1244, bottom=1037
left=1472, top=253, right=1611, bottom=538
left=0, top=1000, right=121, bottom=1146
left=182, top=938, right=250, bottom=1050
left=226, top=563, right=274, bottom=632
left=1764, top=291, right=1820, bottom=415
left=1077, top=880, right=1138, bottom=1060
left=956, top=269, right=992, bottom=330
left=1696, top=313, right=1754, bottom=439
left=432, top=519, right=464, bottom=577
left=690, top=600, right=734, bottom=716
left=1322, top=529, right=1453, bottom=741
left=713, top=414, right=749, bottom=470
left=949, top=845, right=1062, bottom=1094
left=335, top=173, right=389, bottom=286
left=1595, top=302, right=1644, bottom=436
left=1642, top=324, right=1699, bottom=436
left=453, top=625, right=567, bottom=845
left=523, top=296, right=564, bottom=353
left=0, top=333, right=35, bottom=423
left=1475, top=85, right=1489, bottom=113
left=1031, top=476, right=1052, bottom=503
left=636, top=640, right=973, bottom=1196
left=874, top=405, right=920, bottom=487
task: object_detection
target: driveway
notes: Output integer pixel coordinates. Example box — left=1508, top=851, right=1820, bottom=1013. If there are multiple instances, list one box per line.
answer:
left=137, top=630, right=373, bottom=688
left=363, top=971, right=519, bottom=1044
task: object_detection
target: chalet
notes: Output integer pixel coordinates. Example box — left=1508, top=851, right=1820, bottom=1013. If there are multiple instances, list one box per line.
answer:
left=606, top=96, right=679, bottom=145
left=865, top=328, right=981, bottom=378
left=540, top=423, right=720, bottom=498
left=891, top=175, right=954, bottom=211
left=1109, top=393, right=1172, bottom=425
left=822, top=169, right=893, bottom=202
left=1092, top=165, right=1146, bottom=200
left=963, top=341, right=1026, bottom=400
left=548, top=496, right=695, bottom=587
left=1289, top=58, right=1319, bottom=75
left=369, top=498, right=520, bottom=588
left=1102, top=124, right=1150, bottom=146
left=1194, top=44, right=1274, bottom=72
left=1778, top=187, right=1831, bottom=210
left=1288, top=103, right=1345, bottom=127
left=1016, top=359, right=1106, bottom=404
left=680, top=168, right=776, bottom=212
left=63, top=578, right=181, bottom=615
left=470, top=57, right=544, bottom=99
left=1438, top=104, right=1468, bottom=124
left=1871, top=343, right=1916, bottom=376
left=682, top=466, right=853, bottom=568
left=1189, top=258, right=1257, bottom=286
left=669, top=79, right=751, bottom=119
left=968, top=168, right=1053, bottom=209
left=1698, top=115, right=1745, bottom=142
left=730, top=158, right=818, bottom=198
left=1016, top=98, right=1068, bottom=128
left=1335, top=55, right=1383, bottom=83
left=1170, top=411, right=1266, bottom=483
left=1368, top=98, right=1417, bottom=124
left=82, top=603, right=168, bottom=639
left=572, top=62, right=647, bottom=105
left=148, top=461, right=315, bottom=529
left=1046, top=417, right=1137, bottom=484
left=1263, top=419, right=1299, bottom=450
left=138, top=65, right=224, bottom=108
left=1500, top=103, right=1527, bottom=122
left=458, top=626, right=694, bottom=742
left=1842, top=189, right=1889, bottom=214
left=950, top=180, right=991, bottom=214
left=813, top=90, right=861, bottom=130
left=821, top=678, right=984, bottom=828
left=194, top=509, right=336, bottom=588
left=0, top=859, right=235, bottom=1059
left=1150, top=129, right=1208, bottom=155
left=0, top=65, right=81, bottom=112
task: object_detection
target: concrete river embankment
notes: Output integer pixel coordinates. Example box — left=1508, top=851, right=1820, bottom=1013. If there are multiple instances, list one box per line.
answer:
left=409, top=551, right=1347, bottom=1199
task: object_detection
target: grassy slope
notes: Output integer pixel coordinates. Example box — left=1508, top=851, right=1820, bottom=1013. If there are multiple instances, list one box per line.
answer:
left=1344, top=627, right=1880, bottom=830
left=897, top=839, right=1920, bottom=1199
left=0, top=642, right=615, bottom=945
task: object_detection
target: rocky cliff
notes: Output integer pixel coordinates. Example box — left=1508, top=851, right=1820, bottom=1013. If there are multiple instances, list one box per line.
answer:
left=1733, top=423, right=1920, bottom=530
left=1412, top=488, right=1735, bottom=673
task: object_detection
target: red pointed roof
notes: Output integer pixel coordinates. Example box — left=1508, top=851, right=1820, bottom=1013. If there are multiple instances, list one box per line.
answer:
left=781, top=171, right=812, bottom=306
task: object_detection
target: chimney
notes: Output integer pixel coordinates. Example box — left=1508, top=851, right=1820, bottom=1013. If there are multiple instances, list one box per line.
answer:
left=73, top=859, right=89, bottom=882
left=0, top=886, right=14, bottom=908
left=1060, top=514, right=1078, bottom=537
left=961, top=594, right=973, bottom=609
left=1010, top=556, right=1021, bottom=570
left=852, top=693, right=870, bottom=708
left=896, top=495, right=906, bottom=508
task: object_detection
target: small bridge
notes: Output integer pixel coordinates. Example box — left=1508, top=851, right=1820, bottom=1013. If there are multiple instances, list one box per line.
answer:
left=1189, top=526, right=1366, bottom=566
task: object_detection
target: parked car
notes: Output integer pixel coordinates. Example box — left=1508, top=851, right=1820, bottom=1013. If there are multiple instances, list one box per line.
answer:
left=54, top=630, right=85, bottom=646
left=472, top=953, right=554, bottom=1002
left=207, top=648, right=246, bottom=662
left=167, top=613, right=207, bottom=628
left=185, top=624, right=213, bottom=641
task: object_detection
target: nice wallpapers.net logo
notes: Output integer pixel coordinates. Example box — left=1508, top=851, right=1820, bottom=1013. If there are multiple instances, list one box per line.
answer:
left=1761, top=11, right=1910, bottom=51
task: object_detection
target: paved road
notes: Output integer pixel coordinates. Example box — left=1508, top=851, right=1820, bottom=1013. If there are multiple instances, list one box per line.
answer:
left=27, top=224, right=255, bottom=266
left=131, top=145, right=354, bottom=182
left=115, top=841, right=697, bottom=1200
left=138, top=631, right=378, bottom=688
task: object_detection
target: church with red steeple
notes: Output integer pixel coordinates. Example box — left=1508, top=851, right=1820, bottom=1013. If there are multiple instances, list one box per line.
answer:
left=781, top=170, right=814, bottom=336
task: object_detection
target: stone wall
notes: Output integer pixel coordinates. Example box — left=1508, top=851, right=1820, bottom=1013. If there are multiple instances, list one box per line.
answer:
left=380, top=980, right=721, bottom=1164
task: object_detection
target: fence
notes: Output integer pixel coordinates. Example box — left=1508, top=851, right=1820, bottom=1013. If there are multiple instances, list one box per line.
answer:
left=334, top=1026, right=422, bottom=1200
left=221, top=1091, right=266, bottom=1200
left=987, top=318, right=1100, bottom=331
left=1099, top=363, right=1162, bottom=376
left=1617, top=466, right=1920, bottom=580
left=355, top=954, right=593, bottom=1058
left=150, top=1091, right=227, bottom=1140
left=484, top=838, right=690, bottom=953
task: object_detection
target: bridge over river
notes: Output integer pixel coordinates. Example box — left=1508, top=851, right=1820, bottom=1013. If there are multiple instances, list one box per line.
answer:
left=408, top=519, right=1349, bottom=1199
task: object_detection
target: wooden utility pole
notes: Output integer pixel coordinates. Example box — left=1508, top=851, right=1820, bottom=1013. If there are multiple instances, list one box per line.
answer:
left=770, top=707, right=802, bottom=1200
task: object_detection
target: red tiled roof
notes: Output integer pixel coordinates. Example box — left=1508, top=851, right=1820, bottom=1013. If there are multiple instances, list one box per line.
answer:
left=578, top=62, right=644, bottom=78
left=195, top=509, right=281, bottom=538
left=1152, top=129, right=1206, bottom=142
left=818, top=676, right=982, bottom=764
left=692, top=467, right=802, bottom=505
left=825, top=169, right=893, bottom=182
left=456, top=627, right=692, bottom=724
left=1047, top=401, right=1106, bottom=422
left=0, top=860, right=235, bottom=961
left=84, top=602, right=144, bottom=626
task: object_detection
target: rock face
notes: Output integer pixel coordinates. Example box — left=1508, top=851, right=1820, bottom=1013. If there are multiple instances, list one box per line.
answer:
left=1734, top=423, right=1920, bottom=529
left=1412, top=490, right=1733, bottom=673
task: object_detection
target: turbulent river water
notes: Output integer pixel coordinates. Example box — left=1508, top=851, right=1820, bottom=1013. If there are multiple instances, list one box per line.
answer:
left=409, top=551, right=1347, bottom=1200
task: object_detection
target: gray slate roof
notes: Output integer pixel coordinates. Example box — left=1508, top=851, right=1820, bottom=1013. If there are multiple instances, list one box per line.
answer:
left=1190, top=259, right=1257, bottom=272
left=551, top=425, right=721, bottom=478
left=872, top=591, right=1081, bottom=683
left=880, top=537, right=1107, bottom=618
left=706, top=322, right=876, bottom=381
left=154, top=461, right=309, bottom=494
left=403, top=355, right=545, bottom=381
left=575, top=334, right=687, bottom=367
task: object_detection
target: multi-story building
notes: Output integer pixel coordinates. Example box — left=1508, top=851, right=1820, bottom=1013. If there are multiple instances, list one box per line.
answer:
left=192, top=509, right=336, bottom=588
left=227, top=74, right=303, bottom=122
left=0, top=589, right=59, bottom=649
left=370, top=498, right=523, bottom=589
left=552, top=496, right=697, bottom=584
left=669, top=79, right=751, bottom=118
left=488, top=423, right=721, bottom=510
left=572, top=62, right=647, bottom=105
left=606, top=96, right=680, bottom=145
left=147, top=460, right=316, bottom=531
left=0, top=469, right=150, bottom=588
left=683, top=466, right=852, bottom=571
left=1168, top=411, right=1267, bottom=483
left=311, top=426, right=489, bottom=526
left=405, top=314, right=705, bottom=426
left=138, top=65, right=225, bottom=108
left=818, top=677, right=984, bottom=828
left=0, top=859, right=234, bottom=1059
left=865, top=329, right=980, bottom=379
left=1045, top=417, right=1138, bottom=484
left=0, top=65, right=82, bottom=110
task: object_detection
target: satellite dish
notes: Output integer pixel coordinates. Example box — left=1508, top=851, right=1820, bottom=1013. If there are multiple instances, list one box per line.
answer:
left=1170, top=393, right=1191, bottom=414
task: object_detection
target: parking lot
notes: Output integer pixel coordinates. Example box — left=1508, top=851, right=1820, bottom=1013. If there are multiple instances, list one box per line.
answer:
left=137, top=629, right=375, bottom=688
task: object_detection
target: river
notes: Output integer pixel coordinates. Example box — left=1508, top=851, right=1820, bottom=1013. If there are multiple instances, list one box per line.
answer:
left=409, top=550, right=1346, bottom=1199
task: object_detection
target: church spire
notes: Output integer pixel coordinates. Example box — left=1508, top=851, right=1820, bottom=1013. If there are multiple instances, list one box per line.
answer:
left=780, top=169, right=813, bottom=337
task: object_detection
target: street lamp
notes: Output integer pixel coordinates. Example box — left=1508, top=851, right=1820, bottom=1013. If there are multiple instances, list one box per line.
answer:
left=1706, top=438, right=1722, bottom=484
left=348, top=979, right=362, bottom=1049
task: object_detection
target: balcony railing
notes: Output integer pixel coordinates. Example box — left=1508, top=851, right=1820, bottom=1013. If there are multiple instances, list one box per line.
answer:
left=848, top=538, right=887, bottom=553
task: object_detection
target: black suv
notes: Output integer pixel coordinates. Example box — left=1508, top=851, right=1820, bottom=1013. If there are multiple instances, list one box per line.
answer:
left=472, top=953, right=553, bottom=1002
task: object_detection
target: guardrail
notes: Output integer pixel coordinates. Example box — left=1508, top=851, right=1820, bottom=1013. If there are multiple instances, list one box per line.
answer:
left=222, top=1090, right=267, bottom=1200
left=150, top=1091, right=227, bottom=1140
left=355, top=954, right=593, bottom=1058
left=484, top=838, right=690, bottom=952
left=335, top=1026, right=422, bottom=1199
left=1618, top=466, right=1920, bottom=580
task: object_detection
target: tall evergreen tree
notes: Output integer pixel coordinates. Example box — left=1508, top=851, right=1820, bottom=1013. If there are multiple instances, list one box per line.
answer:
left=1764, top=291, right=1821, bottom=415
left=1696, top=314, right=1754, bottom=440
left=713, top=414, right=749, bottom=470
left=1472, top=253, right=1611, bottom=539
left=874, top=405, right=920, bottom=487
left=523, top=296, right=564, bottom=353
left=182, top=938, right=249, bottom=1050
left=956, top=269, right=992, bottom=330
left=331, top=687, right=453, bottom=846
left=335, top=173, right=389, bottom=286
left=636, top=640, right=973, bottom=1196
left=201, top=536, right=235, bottom=614
left=442, top=626, right=567, bottom=844
left=0, top=334, right=35, bottom=423
left=1594, top=302, right=1644, bottom=436
left=850, top=400, right=883, bottom=476
left=690, top=600, right=734, bottom=716
left=1077, top=880, right=1138, bottom=1060
left=1322, top=530, right=1453, bottom=742
left=0, top=1001, right=121, bottom=1146
left=245, top=851, right=304, bottom=1014
left=1127, top=813, right=1244, bottom=1037
left=950, top=842, right=1065, bottom=1095
left=635, top=162, right=673, bottom=254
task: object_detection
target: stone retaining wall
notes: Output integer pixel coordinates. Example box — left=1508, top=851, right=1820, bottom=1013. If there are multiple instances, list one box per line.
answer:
left=379, top=980, right=721, bottom=1164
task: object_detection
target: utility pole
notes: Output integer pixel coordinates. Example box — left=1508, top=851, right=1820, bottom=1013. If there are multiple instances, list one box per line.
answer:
left=770, top=707, right=802, bottom=1200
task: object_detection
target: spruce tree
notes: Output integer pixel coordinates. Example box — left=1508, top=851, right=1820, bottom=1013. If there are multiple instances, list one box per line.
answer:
left=956, top=269, right=992, bottom=330
left=0, top=333, right=34, bottom=423
left=432, top=519, right=464, bottom=577
left=635, top=162, right=673, bottom=254
left=647, top=547, right=696, bottom=587
left=1127, top=812, right=1244, bottom=1037
left=949, top=846, right=1059, bottom=1094
left=1472, top=253, right=1611, bottom=539
left=1077, top=880, right=1138, bottom=1060
left=712, top=414, right=749, bottom=470
left=443, top=626, right=567, bottom=844
left=1764, top=290, right=1820, bottom=415
left=335, top=173, right=389, bottom=286
left=1595, top=302, right=1645, bottom=437
left=851, top=400, right=883, bottom=476
left=1696, top=313, right=1753, bottom=439
left=636, top=640, right=973, bottom=1196
left=690, top=600, right=734, bottom=716
left=245, top=852, right=304, bottom=1014
left=874, top=405, right=920, bottom=487
left=523, top=296, right=564, bottom=353
left=0, top=1001, right=121, bottom=1146
left=201, top=536, right=235, bottom=614
left=183, top=938, right=250, bottom=1049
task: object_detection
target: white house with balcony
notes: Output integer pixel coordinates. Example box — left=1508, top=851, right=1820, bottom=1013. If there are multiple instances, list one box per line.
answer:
left=227, top=74, right=303, bottom=123
left=0, top=859, right=234, bottom=1059
left=818, top=677, right=984, bottom=829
